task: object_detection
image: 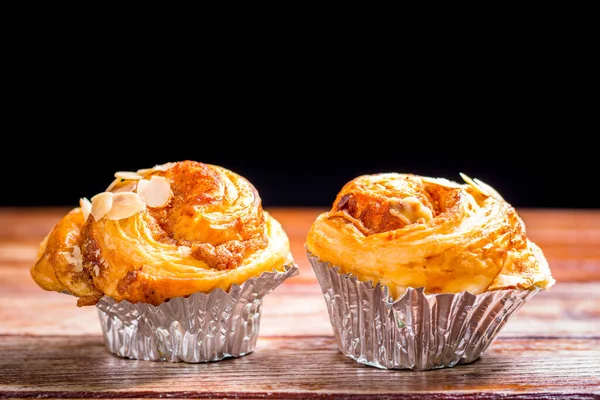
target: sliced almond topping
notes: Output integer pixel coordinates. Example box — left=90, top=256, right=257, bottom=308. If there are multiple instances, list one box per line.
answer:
left=72, top=246, right=83, bottom=272
left=80, top=198, right=92, bottom=222
left=159, top=162, right=176, bottom=171
left=91, top=192, right=114, bottom=221
left=107, top=179, right=138, bottom=193
left=59, top=246, right=83, bottom=272
left=474, top=178, right=503, bottom=200
left=107, top=172, right=145, bottom=192
left=135, top=168, right=154, bottom=176
left=105, top=178, right=120, bottom=192
left=112, top=181, right=137, bottom=193
left=460, top=173, right=490, bottom=197
left=137, top=176, right=172, bottom=208
left=137, top=162, right=176, bottom=176
left=114, top=171, right=144, bottom=180
left=93, top=265, right=100, bottom=277
left=106, top=192, right=146, bottom=220
left=421, top=176, right=464, bottom=189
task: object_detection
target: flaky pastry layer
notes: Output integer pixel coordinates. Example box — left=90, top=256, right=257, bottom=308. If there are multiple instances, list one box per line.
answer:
left=31, top=160, right=292, bottom=306
left=306, top=173, right=554, bottom=297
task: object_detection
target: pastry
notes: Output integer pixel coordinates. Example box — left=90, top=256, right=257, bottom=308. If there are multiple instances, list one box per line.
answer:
left=31, top=160, right=298, bottom=362
left=306, top=172, right=554, bottom=370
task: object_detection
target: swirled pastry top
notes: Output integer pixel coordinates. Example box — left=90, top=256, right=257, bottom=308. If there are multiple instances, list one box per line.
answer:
left=306, top=173, right=555, bottom=297
left=31, top=160, right=293, bottom=306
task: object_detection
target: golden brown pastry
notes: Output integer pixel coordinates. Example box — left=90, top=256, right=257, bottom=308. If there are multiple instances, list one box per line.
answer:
left=306, top=172, right=555, bottom=298
left=31, top=160, right=292, bottom=306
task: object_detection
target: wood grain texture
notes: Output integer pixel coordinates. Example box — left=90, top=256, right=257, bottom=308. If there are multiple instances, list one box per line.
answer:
left=0, top=336, right=598, bottom=399
left=0, top=207, right=599, bottom=399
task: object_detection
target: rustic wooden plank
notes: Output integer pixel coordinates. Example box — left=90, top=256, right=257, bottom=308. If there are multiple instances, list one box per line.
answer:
left=0, top=336, right=598, bottom=399
left=0, top=208, right=67, bottom=240
left=518, top=209, right=600, bottom=230
left=1, top=262, right=598, bottom=338
left=1, top=208, right=599, bottom=399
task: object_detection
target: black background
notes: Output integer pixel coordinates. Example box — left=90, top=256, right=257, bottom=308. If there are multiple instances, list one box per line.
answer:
left=1, top=66, right=596, bottom=211
left=2, top=133, right=596, bottom=210
left=3, top=37, right=597, bottom=210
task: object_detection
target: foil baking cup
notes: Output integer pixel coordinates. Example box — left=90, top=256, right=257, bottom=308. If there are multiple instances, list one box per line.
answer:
left=95, top=264, right=298, bottom=363
left=308, top=252, right=540, bottom=370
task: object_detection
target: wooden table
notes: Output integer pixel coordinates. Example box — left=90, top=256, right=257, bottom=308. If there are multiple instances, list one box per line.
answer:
left=1, top=207, right=599, bottom=399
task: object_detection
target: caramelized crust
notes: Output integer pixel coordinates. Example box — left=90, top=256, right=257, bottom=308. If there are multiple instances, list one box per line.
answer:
left=31, top=160, right=292, bottom=306
left=306, top=173, right=555, bottom=297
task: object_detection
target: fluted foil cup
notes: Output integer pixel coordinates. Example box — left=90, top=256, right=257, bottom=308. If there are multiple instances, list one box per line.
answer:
left=96, top=264, right=298, bottom=363
left=308, top=252, right=539, bottom=370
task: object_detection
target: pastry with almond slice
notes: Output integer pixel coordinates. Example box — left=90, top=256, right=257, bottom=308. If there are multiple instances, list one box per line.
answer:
left=307, top=172, right=554, bottom=297
left=306, top=172, right=554, bottom=370
left=30, top=160, right=298, bottom=363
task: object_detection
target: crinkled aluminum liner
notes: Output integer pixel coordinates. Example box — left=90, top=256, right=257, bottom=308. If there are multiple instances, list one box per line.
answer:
left=307, top=252, right=539, bottom=370
left=96, top=264, right=298, bottom=363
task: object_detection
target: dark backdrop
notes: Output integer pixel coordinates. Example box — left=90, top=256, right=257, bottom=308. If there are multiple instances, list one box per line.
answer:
left=3, top=47, right=596, bottom=210
left=2, top=136, right=596, bottom=209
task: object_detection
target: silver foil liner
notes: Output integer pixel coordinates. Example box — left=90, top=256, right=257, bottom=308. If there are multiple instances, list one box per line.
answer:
left=96, top=264, right=298, bottom=363
left=308, top=252, right=539, bottom=370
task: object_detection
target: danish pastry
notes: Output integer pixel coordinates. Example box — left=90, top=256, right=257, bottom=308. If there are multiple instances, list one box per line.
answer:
left=31, top=160, right=293, bottom=306
left=306, top=172, right=554, bottom=369
left=306, top=172, right=554, bottom=297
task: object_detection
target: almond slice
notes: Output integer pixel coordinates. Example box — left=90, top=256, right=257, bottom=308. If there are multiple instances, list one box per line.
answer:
left=114, top=171, right=144, bottom=180
left=80, top=198, right=92, bottom=222
left=107, top=172, right=145, bottom=192
left=72, top=246, right=83, bottom=272
left=59, top=246, right=83, bottom=273
left=112, top=181, right=137, bottom=193
left=106, top=192, right=146, bottom=220
left=137, top=162, right=176, bottom=176
left=105, top=178, right=120, bottom=192
left=474, top=178, right=503, bottom=200
left=91, top=192, right=114, bottom=221
left=137, top=176, right=172, bottom=208
left=421, top=176, right=464, bottom=189
left=460, top=173, right=490, bottom=197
